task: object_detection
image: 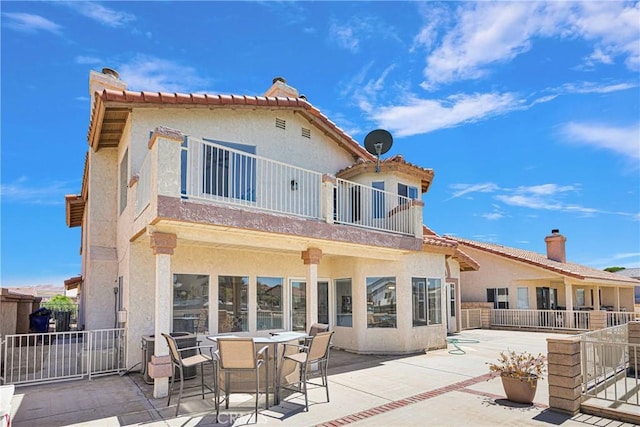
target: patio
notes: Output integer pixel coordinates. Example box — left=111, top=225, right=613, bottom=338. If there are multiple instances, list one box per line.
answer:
left=7, top=329, right=634, bottom=426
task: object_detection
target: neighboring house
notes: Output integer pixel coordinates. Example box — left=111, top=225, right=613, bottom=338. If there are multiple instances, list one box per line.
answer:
left=614, top=268, right=640, bottom=310
left=449, top=230, right=639, bottom=314
left=64, top=69, right=478, bottom=381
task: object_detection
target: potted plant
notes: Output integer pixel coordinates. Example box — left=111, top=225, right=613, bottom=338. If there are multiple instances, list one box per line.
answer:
left=488, top=350, right=546, bottom=404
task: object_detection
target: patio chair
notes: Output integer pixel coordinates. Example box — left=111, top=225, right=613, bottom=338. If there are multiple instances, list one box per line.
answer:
left=300, top=323, right=329, bottom=346
left=215, top=337, right=270, bottom=422
left=280, top=330, right=334, bottom=411
left=161, top=333, right=217, bottom=417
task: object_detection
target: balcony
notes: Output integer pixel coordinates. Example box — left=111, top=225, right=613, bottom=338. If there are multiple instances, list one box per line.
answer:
left=134, top=134, right=422, bottom=238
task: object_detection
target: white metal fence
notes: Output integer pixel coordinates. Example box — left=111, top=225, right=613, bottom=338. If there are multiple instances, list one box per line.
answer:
left=491, top=309, right=591, bottom=330
left=1, top=328, right=126, bottom=386
left=460, top=309, right=482, bottom=330
left=580, top=324, right=639, bottom=407
left=335, top=178, right=414, bottom=235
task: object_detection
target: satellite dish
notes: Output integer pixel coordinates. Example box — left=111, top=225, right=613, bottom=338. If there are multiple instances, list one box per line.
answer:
left=364, top=129, right=393, bottom=172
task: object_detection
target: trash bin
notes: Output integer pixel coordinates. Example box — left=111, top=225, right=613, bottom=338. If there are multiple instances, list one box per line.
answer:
left=52, top=310, right=72, bottom=332
left=141, top=332, right=198, bottom=384
left=29, top=307, right=52, bottom=333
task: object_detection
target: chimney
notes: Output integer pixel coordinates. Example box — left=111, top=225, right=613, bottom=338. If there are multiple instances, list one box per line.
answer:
left=89, top=67, right=127, bottom=114
left=263, top=76, right=299, bottom=98
left=545, top=229, right=566, bottom=263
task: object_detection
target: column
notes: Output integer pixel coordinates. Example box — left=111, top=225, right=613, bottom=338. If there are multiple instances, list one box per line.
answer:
left=150, top=231, right=177, bottom=398
left=302, top=248, right=322, bottom=330
left=321, top=174, right=336, bottom=224
left=547, top=336, right=583, bottom=415
left=594, top=285, right=600, bottom=309
left=564, top=280, right=574, bottom=328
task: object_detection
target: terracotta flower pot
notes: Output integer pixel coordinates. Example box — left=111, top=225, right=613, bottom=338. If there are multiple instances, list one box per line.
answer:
left=500, top=374, right=538, bottom=404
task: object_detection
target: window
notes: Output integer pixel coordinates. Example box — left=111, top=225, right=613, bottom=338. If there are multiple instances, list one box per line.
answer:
left=202, top=139, right=256, bottom=202
left=173, top=274, right=209, bottom=334
left=487, top=288, right=509, bottom=309
left=318, top=281, right=329, bottom=325
left=367, top=277, right=396, bottom=328
left=257, top=277, right=283, bottom=330
left=119, top=149, right=128, bottom=214
left=412, top=278, right=427, bottom=326
left=335, top=279, right=352, bottom=327
left=291, top=280, right=306, bottom=331
left=372, top=181, right=385, bottom=219
left=427, top=278, right=442, bottom=324
left=449, top=284, right=456, bottom=317
left=576, top=289, right=585, bottom=308
left=398, top=183, right=418, bottom=204
left=413, top=278, right=442, bottom=325
left=517, top=288, right=529, bottom=309
left=218, top=276, right=248, bottom=333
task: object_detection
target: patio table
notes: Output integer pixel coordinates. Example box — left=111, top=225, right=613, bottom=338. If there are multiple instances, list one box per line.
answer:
left=207, top=331, right=308, bottom=405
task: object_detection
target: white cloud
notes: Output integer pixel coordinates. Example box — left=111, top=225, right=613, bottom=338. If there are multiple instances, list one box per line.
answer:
left=418, top=1, right=640, bottom=88
left=58, top=1, right=135, bottom=27
left=0, top=177, right=76, bottom=205
left=117, top=55, right=211, bottom=93
left=2, top=12, right=62, bottom=35
left=560, top=122, right=640, bottom=160
left=370, top=92, right=520, bottom=137
left=329, top=16, right=400, bottom=53
left=448, top=183, right=500, bottom=199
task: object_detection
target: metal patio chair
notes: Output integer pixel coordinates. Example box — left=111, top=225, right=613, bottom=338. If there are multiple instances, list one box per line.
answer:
left=280, top=330, right=334, bottom=411
left=162, top=333, right=217, bottom=416
left=215, top=337, right=270, bottom=422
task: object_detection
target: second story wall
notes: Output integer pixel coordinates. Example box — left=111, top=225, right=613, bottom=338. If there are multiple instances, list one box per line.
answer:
left=127, top=108, right=358, bottom=181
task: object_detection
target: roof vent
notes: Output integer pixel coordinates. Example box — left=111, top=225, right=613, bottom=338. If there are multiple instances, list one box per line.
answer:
left=273, top=76, right=287, bottom=84
left=102, top=67, right=120, bottom=79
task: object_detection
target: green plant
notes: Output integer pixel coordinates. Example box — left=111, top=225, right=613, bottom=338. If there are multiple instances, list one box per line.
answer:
left=488, top=350, right=546, bottom=382
left=43, top=294, right=76, bottom=312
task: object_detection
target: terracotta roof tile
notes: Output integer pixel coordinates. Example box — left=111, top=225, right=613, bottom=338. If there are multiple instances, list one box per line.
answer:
left=91, top=88, right=373, bottom=160
left=449, top=237, right=640, bottom=285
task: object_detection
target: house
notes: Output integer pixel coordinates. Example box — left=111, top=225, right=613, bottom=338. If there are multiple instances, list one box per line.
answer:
left=449, top=230, right=639, bottom=316
left=65, top=68, right=477, bottom=397
left=614, top=268, right=640, bottom=311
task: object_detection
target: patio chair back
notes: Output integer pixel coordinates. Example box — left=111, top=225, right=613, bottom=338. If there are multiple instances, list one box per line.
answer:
left=163, top=333, right=181, bottom=364
left=216, top=337, right=257, bottom=369
left=307, top=331, right=333, bottom=363
left=308, top=323, right=329, bottom=337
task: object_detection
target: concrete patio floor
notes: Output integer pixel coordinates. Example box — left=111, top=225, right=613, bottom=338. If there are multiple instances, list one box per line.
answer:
left=7, top=329, right=638, bottom=426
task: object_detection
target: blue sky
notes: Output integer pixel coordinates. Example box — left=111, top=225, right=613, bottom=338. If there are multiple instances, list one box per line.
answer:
left=1, top=1, right=639, bottom=287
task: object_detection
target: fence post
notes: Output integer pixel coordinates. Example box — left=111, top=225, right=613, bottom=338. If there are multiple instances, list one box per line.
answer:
left=481, top=308, right=491, bottom=329
left=629, top=321, right=640, bottom=374
left=589, top=310, right=606, bottom=330
left=547, top=335, right=582, bottom=415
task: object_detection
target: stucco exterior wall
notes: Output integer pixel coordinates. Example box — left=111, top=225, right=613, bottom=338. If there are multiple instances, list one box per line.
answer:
left=127, top=109, right=356, bottom=180
left=120, top=240, right=449, bottom=365
left=84, top=148, right=119, bottom=330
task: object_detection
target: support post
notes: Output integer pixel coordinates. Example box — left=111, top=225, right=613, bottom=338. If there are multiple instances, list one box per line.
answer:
left=302, top=248, right=322, bottom=330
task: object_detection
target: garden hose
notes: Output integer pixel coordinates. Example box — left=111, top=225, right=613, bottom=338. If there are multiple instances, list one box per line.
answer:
left=446, top=337, right=480, bottom=355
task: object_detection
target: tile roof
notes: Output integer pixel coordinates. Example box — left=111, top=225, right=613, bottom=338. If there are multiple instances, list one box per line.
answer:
left=421, top=225, right=480, bottom=271
left=336, top=154, right=435, bottom=193
left=449, top=237, right=640, bottom=285
left=88, top=89, right=374, bottom=162
left=615, top=268, right=640, bottom=279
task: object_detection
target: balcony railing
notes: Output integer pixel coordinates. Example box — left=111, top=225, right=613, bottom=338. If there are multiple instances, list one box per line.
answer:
left=134, top=136, right=419, bottom=236
left=334, top=178, right=414, bottom=235
left=182, top=137, right=323, bottom=219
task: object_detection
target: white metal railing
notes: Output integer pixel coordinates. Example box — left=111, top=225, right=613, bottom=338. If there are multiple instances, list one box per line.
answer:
left=460, top=309, right=482, bottom=330
left=1, top=328, right=126, bottom=386
left=135, top=152, right=152, bottom=216
left=580, top=324, right=639, bottom=407
left=491, top=309, right=591, bottom=330
left=606, top=311, right=637, bottom=327
left=335, top=178, right=414, bottom=235
left=183, top=137, right=323, bottom=219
